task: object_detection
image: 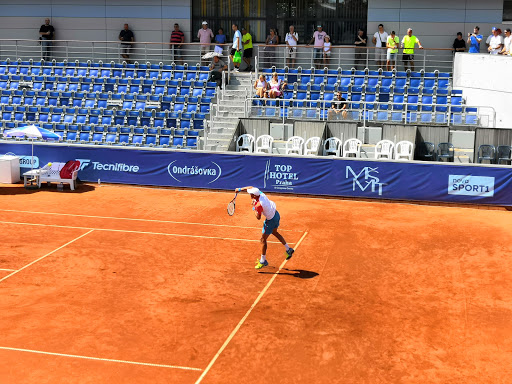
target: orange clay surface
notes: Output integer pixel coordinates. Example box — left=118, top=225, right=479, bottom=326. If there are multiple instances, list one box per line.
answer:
left=0, top=183, right=511, bottom=384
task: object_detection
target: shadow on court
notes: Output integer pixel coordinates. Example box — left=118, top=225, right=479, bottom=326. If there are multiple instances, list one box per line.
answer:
left=0, top=183, right=95, bottom=195
left=259, top=268, right=319, bottom=279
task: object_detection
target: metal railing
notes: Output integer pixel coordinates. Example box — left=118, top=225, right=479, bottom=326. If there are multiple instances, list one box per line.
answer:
left=0, top=38, right=458, bottom=73
left=244, top=97, right=496, bottom=128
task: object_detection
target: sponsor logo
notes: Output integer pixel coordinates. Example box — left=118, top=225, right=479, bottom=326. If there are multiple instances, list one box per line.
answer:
left=75, top=158, right=139, bottom=173
left=448, top=175, right=494, bottom=197
left=167, top=160, right=221, bottom=184
left=346, top=166, right=387, bottom=195
left=264, top=160, right=299, bottom=191
left=5, top=152, right=39, bottom=168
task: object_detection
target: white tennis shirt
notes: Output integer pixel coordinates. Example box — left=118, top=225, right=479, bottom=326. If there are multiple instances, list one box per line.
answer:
left=258, top=192, right=276, bottom=220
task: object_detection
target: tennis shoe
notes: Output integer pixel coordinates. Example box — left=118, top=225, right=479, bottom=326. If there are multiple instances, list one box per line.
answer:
left=255, top=259, right=268, bottom=269
left=285, top=248, right=294, bottom=260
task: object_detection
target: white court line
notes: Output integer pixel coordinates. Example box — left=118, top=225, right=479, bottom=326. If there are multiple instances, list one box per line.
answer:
left=0, top=230, right=94, bottom=283
left=0, top=221, right=290, bottom=245
left=0, top=346, right=202, bottom=371
left=0, top=268, right=16, bottom=272
left=195, top=230, right=309, bottom=384
left=0, top=209, right=302, bottom=232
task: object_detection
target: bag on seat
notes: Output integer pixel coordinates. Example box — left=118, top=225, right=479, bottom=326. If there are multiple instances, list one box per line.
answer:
left=59, top=160, right=80, bottom=179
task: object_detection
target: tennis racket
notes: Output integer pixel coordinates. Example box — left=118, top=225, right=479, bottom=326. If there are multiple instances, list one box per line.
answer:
left=227, top=192, right=239, bottom=216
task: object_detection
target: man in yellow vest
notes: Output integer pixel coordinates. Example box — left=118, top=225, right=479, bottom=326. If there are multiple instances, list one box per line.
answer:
left=401, top=28, right=423, bottom=71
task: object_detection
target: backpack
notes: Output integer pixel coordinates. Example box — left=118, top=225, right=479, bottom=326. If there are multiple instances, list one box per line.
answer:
left=59, top=160, right=80, bottom=179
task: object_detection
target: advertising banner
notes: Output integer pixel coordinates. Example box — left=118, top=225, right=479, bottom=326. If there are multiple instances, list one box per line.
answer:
left=2, top=142, right=512, bottom=206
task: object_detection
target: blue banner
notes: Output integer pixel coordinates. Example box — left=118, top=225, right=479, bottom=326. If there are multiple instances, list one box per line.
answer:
left=2, top=142, right=512, bottom=206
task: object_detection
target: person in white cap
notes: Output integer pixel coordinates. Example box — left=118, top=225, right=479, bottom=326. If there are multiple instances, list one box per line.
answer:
left=235, top=186, right=294, bottom=269
left=198, top=21, right=214, bottom=65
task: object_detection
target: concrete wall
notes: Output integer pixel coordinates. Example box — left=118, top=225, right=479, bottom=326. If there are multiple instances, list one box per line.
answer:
left=0, top=0, right=192, bottom=43
left=453, top=53, right=512, bottom=128
left=367, top=0, right=504, bottom=51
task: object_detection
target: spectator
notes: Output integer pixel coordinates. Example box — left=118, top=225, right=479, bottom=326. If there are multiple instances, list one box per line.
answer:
left=488, top=27, right=504, bottom=55
left=452, top=32, right=466, bottom=53
left=467, top=26, right=483, bottom=53
left=354, top=28, right=367, bottom=70
left=198, top=21, right=214, bottom=65
left=265, top=28, right=279, bottom=68
left=267, top=72, right=286, bottom=98
left=241, top=27, right=253, bottom=72
left=372, top=24, right=388, bottom=68
left=285, top=25, right=299, bottom=68
left=230, top=24, right=242, bottom=72
left=254, top=74, right=268, bottom=98
left=323, top=35, right=332, bottom=67
left=386, top=30, right=399, bottom=71
left=214, top=28, right=226, bottom=55
left=119, top=24, right=134, bottom=64
left=208, top=55, right=227, bottom=88
left=308, top=25, right=327, bottom=69
left=500, top=28, right=512, bottom=55
left=39, top=18, right=55, bottom=61
left=170, top=23, right=185, bottom=65
left=328, top=92, right=348, bottom=120
left=485, top=27, right=494, bottom=50
left=400, top=28, right=423, bottom=71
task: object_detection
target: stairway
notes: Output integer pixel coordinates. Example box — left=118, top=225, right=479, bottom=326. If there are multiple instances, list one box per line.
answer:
left=204, top=72, right=253, bottom=151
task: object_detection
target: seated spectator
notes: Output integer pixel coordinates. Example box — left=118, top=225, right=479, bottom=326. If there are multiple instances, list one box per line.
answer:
left=267, top=72, right=286, bottom=98
left=328, top=92, right=348, bottom=120
left=500, top=28, right=511, bottom=55
left=214, top=28, right=226, bottom=54
left=208, top=55, right=227, bottom=88
left=119, top=24, right=134, bottom=63
left=488, top=27, right=503, bottom=55
left=254, top=74, right=268, bottom=98
left=39, top=18, right=55, bottom=61
left=452, top=32, right=466, bottom=53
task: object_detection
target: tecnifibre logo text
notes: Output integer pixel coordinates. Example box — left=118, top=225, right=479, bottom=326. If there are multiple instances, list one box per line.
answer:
left=76, top=159, right=139, bottom=173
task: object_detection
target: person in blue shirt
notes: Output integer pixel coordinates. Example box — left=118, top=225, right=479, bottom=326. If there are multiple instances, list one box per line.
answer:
left=214, top=27, right=227, bottom=55
left=467, top=26, right=483, bottom=53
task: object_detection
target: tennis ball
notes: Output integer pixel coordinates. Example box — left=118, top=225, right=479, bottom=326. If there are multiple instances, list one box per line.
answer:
left=48, top=162, right=52, bottom=166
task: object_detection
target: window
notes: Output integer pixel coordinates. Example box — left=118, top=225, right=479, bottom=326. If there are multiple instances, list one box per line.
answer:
left=505, top=0, right=512, bottom=21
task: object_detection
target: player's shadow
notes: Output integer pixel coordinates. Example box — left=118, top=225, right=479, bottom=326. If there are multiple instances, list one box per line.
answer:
left=258, top=268, right=319, bottom=279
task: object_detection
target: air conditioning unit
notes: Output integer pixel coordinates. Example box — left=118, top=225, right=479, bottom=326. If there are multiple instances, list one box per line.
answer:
left=269, top=123, right=294, bottom=140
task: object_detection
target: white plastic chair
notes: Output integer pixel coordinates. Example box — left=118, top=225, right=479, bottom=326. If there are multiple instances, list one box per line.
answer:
left=236, top=133, right=255, bottom=152
left=343, top=138, right=362, bottom=158
left=285, top=136, right=305, bottom=155
left=255, top=134, right=274, bottom=153
left=304, top=136, right=321, bottom=156
left=323, top=137, right=342, bottom=156
left=375, top=139, right=395, bottom=159
left=395, top=140, right=414, bottom=160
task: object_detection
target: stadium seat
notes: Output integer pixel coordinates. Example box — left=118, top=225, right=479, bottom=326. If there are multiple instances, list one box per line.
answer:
left=394, top=141, right=414, bottom=160
left=343, top=138, right=362, bottom=158
left=254, top=135, right=274, bottom=154
left=304, top=137, right=321, bottom=156
left=285, top=136, right=305, bottom=155
left=236, top=134, right=255, bottom=152
left=477, top=145, right=496, bottom=164
left=497, top=145, right=512, bottom=164
left=417, top=141, right=436, bottom=161
left=437, top=142, right=454, bottom=162
left=323, top=137, right=342, bottom=157
left=375, top=140, right=394, bottom=159
left=158, top=128, right=171, bottom=147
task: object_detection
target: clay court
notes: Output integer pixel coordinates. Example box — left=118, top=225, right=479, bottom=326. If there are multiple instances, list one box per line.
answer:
left=0, top=183, right=511, bottom=383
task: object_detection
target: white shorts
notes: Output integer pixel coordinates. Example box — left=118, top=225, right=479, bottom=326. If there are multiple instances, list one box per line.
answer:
left=375, top=48, right=386, bottom=61
left=286, top=47, right=297, bottom=59
left=214, top=46, right=223, bottom=55
left=387, top=51, right=397, bottom=61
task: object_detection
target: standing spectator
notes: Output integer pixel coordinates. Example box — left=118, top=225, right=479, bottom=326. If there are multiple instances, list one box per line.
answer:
left=500, top=28, right=512, bottom=55
left=208, top=55, right=227, bottom=88
left=452, top=32, right=466, bottom=53
left=307, top=25, right=327, bottom=69
left=488, top=28, right=504, bottom=55
left=170, top=23, right=185, bottom=65
left=265, top=28, right=279, bottom=68
left=401, top=28, right=423, bottom=71
left=354, top=28, right=367, bottom=70
left=372, top=24, right=388, bottom=68
left=119, top=24, right=134, bottom=64
left=467, top=26, right=483, bottom=53
left=241, top=27, right=253, bottom=72
left=285, top=25, right=299, bottom=68
left=323, top=35, right=332, bottom=67
left=214, top=28, right=226, bottom=55
left=386, top=31, right=399, bottom=71
left=230, top=24, right=242, bottom=72
left=485, top=27, right=494, bottom=50
left=198, top=21, right=214, bottom=65
left=39, top=18, right=55, bottom=61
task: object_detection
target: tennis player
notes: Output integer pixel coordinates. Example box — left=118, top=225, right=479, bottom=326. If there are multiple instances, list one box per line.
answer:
left=235, top=186, right=294, bottom=269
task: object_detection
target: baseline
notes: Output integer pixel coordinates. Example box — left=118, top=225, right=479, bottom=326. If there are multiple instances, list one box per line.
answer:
left=0, top=209, right=302, bottom=232
left=0, top=230, right=94, bottom=283
left=0, top=221, right=291, bottom=245
left=0, top=268, right=16, bottom=272
left=0, top=346, right=202, bottom=372
left=194, top=231, right=309, bottom=384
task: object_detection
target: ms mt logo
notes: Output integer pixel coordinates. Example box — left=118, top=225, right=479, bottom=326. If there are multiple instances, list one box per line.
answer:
left=345, top=166, right=387, bottom=195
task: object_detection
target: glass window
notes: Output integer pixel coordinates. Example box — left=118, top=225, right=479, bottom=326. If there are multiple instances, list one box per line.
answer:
left=504, top=0, right=512, bottom=21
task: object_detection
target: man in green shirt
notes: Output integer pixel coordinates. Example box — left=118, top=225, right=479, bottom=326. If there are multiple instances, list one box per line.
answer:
left=386, top=31, right=399, bottom=71
left=400, top=28, right=423, bottom=71
left=242, top=27, right=254, bottom=72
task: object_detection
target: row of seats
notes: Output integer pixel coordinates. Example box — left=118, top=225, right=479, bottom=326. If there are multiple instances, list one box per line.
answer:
left=418, top=142, right=512, bottom=163
left=0, top=109, right=206, bottom=130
